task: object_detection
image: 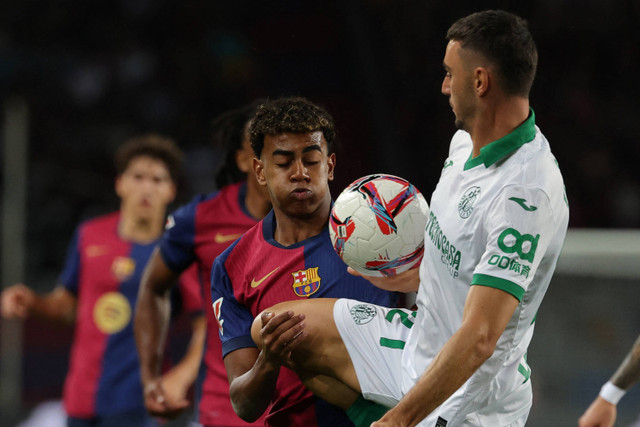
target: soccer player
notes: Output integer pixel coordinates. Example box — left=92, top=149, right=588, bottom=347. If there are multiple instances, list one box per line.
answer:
left=579, top=333, right=640, bottom=427
left=210, top=96, right=398, bottom=426
left=251, top=10, right=570, bottom=426
left=134, top=101, right=272, bottom=426
left=1, top=134, right=197, bottom=426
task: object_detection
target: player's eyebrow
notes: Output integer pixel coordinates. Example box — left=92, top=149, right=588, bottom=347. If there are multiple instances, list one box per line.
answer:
left=272, top=144, right=322, bottom=157
left=302, top=144, right=322, bottom=154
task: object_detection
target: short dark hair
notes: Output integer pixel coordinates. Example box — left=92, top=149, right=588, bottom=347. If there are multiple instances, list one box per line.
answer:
left=446, top=10, right=538, bottom=97
left=114, top=134, right=183, bottom=183
left=212, top=99, right=265, bottom=188
left=249, top=97, right=336, bottom=157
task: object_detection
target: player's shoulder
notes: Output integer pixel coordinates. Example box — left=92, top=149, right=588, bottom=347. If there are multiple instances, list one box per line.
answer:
left=216, top=218, right=265, bottom=264
left=449, top=130, right=472, bottom=156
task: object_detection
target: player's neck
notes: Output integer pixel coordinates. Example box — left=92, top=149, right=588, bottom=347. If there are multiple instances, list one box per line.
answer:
left=469, top=97, right=530, bottom=157
left=118, top=211, right=164, bottom=244
left=272, top=200, right=331, bottom=246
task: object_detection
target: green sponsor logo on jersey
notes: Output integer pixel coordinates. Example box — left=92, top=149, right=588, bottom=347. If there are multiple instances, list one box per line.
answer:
left=426, top=212, right=462, bottom=277
left=508, top=197, right=537, bottom=211
left=497, top=228, right=539, bottom=262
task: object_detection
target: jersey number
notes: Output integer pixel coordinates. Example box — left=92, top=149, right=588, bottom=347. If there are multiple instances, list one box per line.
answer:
left=379, top=309, right=416, bottom=350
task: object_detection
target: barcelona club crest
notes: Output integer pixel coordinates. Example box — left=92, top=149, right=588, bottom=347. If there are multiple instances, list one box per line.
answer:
left=111, top=256, right=136, bottom=282
left=292, top=267, right=321, bottom=298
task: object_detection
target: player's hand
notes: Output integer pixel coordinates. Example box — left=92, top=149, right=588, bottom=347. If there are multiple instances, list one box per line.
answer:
left=259, top=311, right=307, bottom=368
left=347, top=266, right=420, bottom=293
left=143, top=377, right=190, bottom=419
left=578, top=396, right=616, bottom=427
left=1, top=284, right=35, bottom=319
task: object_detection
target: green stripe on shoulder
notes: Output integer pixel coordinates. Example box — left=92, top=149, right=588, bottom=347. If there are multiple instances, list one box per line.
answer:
left=471, top=273, right=525, bottom=301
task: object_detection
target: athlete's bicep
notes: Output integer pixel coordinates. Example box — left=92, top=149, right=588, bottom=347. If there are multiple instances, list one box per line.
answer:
left=142, top=247, right=180, bottom=295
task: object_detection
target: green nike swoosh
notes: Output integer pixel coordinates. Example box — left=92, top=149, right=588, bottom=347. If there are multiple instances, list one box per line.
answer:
left=508, top=197, right=537, bottom=211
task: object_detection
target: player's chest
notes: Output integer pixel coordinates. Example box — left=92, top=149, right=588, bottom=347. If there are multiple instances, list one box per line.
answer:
left=234, top=244, right=355, bottom=313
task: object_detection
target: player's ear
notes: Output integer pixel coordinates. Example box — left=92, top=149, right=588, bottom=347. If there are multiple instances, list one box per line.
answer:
left=327, top=153, right=336, bottom=181
left=253, top=158, right=267, bottom=186
left=474, top=67, right=490, bottom=96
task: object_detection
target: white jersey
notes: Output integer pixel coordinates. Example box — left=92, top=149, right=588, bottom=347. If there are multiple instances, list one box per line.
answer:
left=402, top=111, right=569, bottom=425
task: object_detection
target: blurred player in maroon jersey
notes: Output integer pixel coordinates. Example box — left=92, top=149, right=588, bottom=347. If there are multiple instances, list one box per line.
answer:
left=134, top=100, right=272, bottom=426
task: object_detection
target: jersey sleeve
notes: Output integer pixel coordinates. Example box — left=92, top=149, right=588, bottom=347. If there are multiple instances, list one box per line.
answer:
left=158, top=195, right=205, bottom=272
left=471, top=185, right=556, bottom=301
left=210, top=254, right=256, bottom=358
left=57, top=226, right=81, bottom=295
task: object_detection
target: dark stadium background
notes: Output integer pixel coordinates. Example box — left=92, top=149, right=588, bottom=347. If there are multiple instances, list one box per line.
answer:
left=1, top=1, right=640, bottom=426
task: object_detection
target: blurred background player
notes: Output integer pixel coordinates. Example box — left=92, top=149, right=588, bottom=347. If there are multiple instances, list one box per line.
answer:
left=579, top=333, right=640, bottom=427
left=0, top=134, right=200, bottom=426
left=210, top=96, right=398, bottom=426
left=134, top=100, right=272, bottom=426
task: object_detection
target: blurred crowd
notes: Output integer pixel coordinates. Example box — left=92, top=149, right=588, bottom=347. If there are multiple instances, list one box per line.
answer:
left=1, top=0, right=639, bottom=290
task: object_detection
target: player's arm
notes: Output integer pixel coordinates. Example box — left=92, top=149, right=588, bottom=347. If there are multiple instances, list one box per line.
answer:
left=159, top=314, right=206, bottom=409
left=134, top=247, right=186, bottom=417
left=224, top=311, right=307, bottom=422
left=1, top=284, right=76, bottom=324
left=578, top=334, right=640, bottom=427
left=373, top=285, right=518, bottom=426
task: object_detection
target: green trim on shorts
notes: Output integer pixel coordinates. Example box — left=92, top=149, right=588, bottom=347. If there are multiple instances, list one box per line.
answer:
left=380, top=337, right=406, bottom=349
left=472, top=273, right=525, bottom=301
left=346, top=395, right=390, bottom=427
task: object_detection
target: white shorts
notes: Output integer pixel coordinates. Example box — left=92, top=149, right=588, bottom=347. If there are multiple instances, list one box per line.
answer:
left=333, top=298, right=532, bottom=427
left=333, top=298, right=414, bottom=408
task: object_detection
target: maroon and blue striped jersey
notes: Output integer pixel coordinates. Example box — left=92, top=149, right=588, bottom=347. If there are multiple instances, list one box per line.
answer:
left=158, top=181, right=262, bottom=426
left=211, top=210, right=399, bottom=427
left=58, top=212, right=199, bottom=418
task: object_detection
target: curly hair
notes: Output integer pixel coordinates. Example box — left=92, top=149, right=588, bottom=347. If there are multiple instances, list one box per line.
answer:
left=114, top=133, right=183, bottom=183
left=446, top=10, right=538, bottom=97
left=249, top=96, right=336, bottom=157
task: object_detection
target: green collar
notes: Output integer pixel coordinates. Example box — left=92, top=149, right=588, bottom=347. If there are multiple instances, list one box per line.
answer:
left=464, top=108, right=536, bottom=170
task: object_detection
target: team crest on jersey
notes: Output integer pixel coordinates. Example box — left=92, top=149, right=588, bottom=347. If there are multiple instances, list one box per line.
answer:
left=111, top=256, right=135, bottom=282
left=458, top=186, right=481, bottom=219
left=291, top=267, right=321, bottom=297
left=350, top=304, right=377, bottom=325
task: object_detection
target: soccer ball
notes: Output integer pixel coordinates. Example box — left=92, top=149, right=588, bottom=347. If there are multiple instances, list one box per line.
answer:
left=329, top=174, right=429, bottom=277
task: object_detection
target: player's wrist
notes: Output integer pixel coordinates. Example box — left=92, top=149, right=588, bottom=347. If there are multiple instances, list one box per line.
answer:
left=599, top=381, right=626, bottom=405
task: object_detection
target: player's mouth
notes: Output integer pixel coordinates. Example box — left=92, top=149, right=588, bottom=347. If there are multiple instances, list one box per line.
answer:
left=291, top=188, right=312, bottom=200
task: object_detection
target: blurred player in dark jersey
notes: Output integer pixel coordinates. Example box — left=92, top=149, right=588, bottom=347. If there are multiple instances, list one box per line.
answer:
left=210, top=96, right=398, bottom=426
left=134, top=100, right=272, bottom=426
left=1, top=134, right=198, bottom=427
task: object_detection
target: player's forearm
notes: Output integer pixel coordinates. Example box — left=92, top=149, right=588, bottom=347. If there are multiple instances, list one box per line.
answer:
left=381, top=323, right=493, bottom=426
left=169, top=315, right=206, bottom=386
left=134, top=285, right=171, bottom=383
left=610, top=334, right=640, bottom=390
left=229, top=352, right=281, bottom=422
left=30, top=288, right=76, bottom=324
